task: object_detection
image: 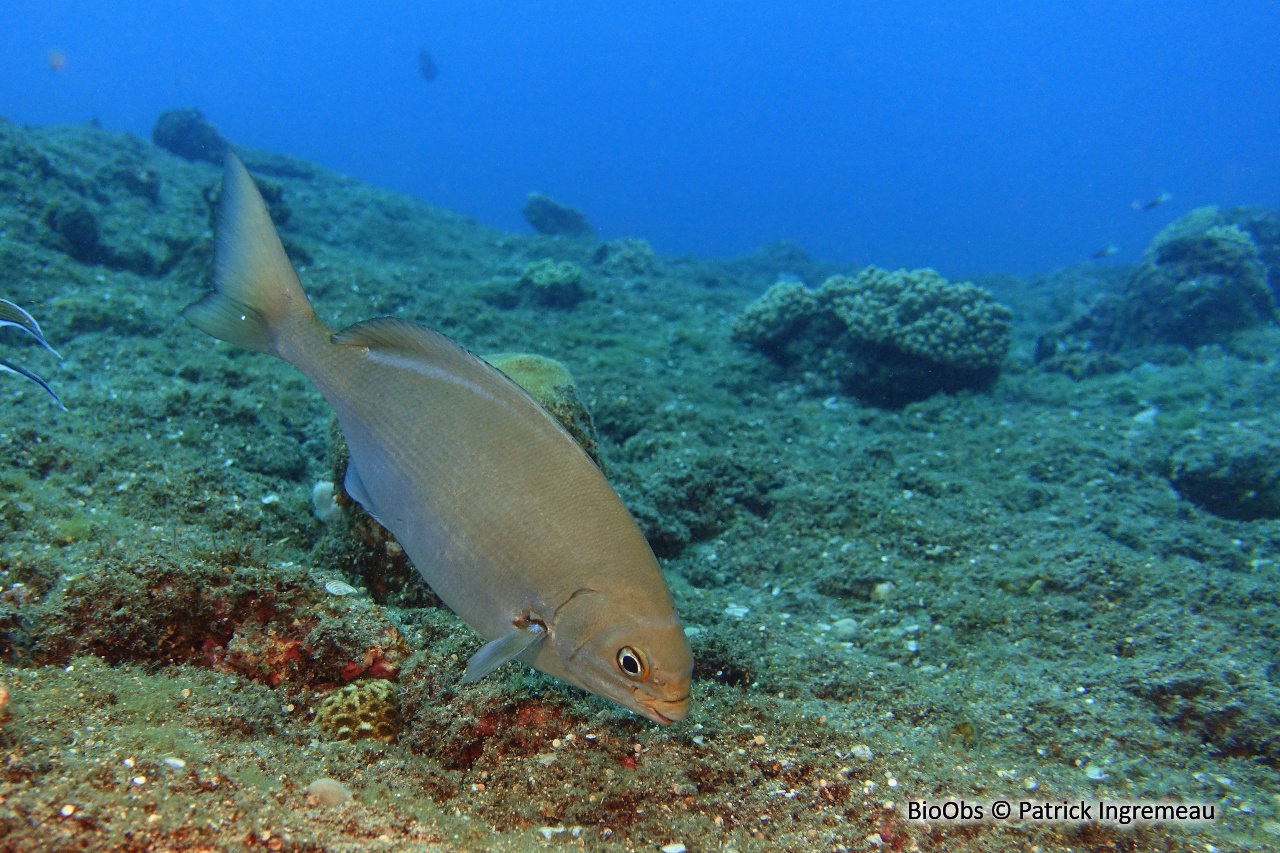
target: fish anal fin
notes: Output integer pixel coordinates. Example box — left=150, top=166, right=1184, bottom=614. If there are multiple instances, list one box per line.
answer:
left=462, top=623, right=547, bottom=684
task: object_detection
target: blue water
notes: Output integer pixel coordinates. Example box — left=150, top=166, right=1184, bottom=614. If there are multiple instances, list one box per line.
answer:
left=3, top=0, right=1277, bottom=277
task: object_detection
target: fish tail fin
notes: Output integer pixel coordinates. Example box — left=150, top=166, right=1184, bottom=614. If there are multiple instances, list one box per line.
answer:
left=183, top=152, right=317, bottom=357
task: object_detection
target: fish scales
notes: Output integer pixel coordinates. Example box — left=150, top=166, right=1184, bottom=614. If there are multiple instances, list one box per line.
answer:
left=185, top=153, right=692, bottom=723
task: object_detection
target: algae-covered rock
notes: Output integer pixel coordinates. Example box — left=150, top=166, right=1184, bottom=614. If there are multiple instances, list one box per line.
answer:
left=1112, top=209, right=1274, bottom=347
left=1168, top=424, right=1280, bottom=521
left=592, top=236, right=661, bottom=278
left=517, top=258, right=588, bottom=309
left=734, top=267, right=1012, bottom=406
left=43, top=198, right=101, bottom=262
left=825, top=268, right=1011, bottom=372
left=152, top=107, right=229, bottom=164
left=522, top=192, right=595, bottom=238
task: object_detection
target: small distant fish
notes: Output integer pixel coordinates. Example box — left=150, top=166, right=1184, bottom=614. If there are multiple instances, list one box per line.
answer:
left=0, top=298, right=65, bottom=410
left=47, top=50, right=67, bottom=72
left=417, top=47, right=438, bottom=82
left=1092, top=243, right=1120, bottom=259
left=184, top=154, right=692, bottom=724
left=1132, top=190, right=1172, bottom=211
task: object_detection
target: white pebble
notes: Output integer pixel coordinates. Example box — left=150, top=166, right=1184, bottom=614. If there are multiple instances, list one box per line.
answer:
left=661, top=845, right=687, bottom=853
left=307, top=777, right=353, bottom=806
left=311, top=481, right=343, bottom=523
left=870, top=582, right=895, bottom=602
left=831, top=618, right=858, bottom=642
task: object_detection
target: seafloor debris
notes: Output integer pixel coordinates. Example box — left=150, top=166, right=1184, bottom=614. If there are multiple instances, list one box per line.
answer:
left=313, top=678, right=401, bottom=742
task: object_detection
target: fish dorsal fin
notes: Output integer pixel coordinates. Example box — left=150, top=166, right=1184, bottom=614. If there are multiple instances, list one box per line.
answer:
left=332, top=317, right=553, bottom=413
left=462, top=623, right=547, bottom=683
left=332, top=317, right=458, bottom=355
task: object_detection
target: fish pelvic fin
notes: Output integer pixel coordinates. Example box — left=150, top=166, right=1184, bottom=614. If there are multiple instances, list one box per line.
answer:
left=183, top=152, right=316, bottom=357
left=462, top=622, right=547, bottom=684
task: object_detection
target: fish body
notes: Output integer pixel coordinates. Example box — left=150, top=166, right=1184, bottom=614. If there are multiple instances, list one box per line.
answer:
left=184, top=154, right=692, bottom=723
left=417, top=48, right=438, bottom=82
left=1132, top=190, right=1172, bottom=211
left=1091, top=243, right=1120, bottom=259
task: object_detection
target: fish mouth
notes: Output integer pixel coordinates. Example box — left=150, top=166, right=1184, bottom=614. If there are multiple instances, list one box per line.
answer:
left=639, top=692, right=692, bottom=724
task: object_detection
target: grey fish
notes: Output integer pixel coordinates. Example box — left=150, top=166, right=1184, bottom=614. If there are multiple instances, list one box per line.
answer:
left=417, top=48, right=438, bottom=82
left=1132, top=190, right=1172, bottom=211
left=1, top=298, right=65, bottom=410
left=184, top=154, right=692, bottom=723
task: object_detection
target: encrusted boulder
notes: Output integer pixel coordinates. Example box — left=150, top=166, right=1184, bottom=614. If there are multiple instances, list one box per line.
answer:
left=522, top=192, right=595, bottom=238
left=734, top=267, right=1012, bottom=406
left=152, top=108, right=229, bottom=164
left=1111, top=208, right=1275, bottom=347
left=1168, top=423, right=1280, bottom=521
left=517, top=258, right=588, bottom=309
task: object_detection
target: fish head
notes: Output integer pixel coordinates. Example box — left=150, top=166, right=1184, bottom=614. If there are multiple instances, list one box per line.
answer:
left=551, top=587, right=693, bottom=724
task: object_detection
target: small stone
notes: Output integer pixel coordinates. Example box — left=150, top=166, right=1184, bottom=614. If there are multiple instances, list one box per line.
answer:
left=831, top=617, right=859, bottom=642
left=661, top=844, right=688, bottom=853
left=848, top=744, right=874, bottom=761
left=307, top=777, right=353, bottom=807
left=870, top=582, right=896, bottom=602
left=312, top=481, right=342, bottom=523
left=60, top=804, right=75, bottom=817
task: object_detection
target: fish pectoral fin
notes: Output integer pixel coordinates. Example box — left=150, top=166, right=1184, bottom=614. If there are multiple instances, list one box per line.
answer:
left=462, top=623, right=547, bottom=684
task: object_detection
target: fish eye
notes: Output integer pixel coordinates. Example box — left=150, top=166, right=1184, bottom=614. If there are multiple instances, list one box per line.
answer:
left=616, top=646, right=649, bottom=680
